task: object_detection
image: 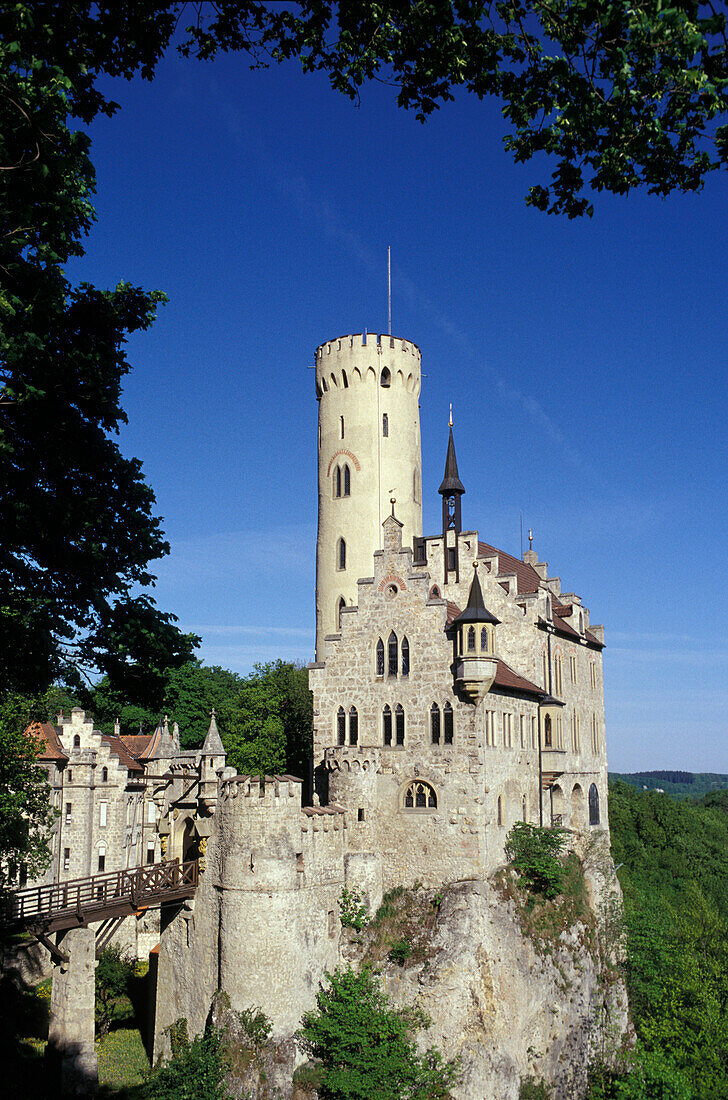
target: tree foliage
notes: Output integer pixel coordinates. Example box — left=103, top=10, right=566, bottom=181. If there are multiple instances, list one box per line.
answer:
left=297, top=966, right=458, bottom=1100
left=94, top=944, right=135, bottom=1038
left=505, top=821, right=569, bottom=898
left=142, top=1022, right=226, bottom=1100
left=0, top=694, right=56, bottom=891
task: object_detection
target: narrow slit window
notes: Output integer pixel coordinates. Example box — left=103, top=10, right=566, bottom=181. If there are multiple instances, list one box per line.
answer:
left=335, top=466, right=342, bottom=498
left=343, top=464, right=351, bottom=496
left=430, top=703, right=441, bottom=745
left=383, top=705, right=392, bottom=746
left=388, top=632, right=398, bottom=677
left=395, top=704, right=405, bottom=745
left=340, top=416, right=345, bottom=439
left=342, top=370, right=348, bottom=388
left=376, top=638, right=385, bottom=676
left=337, top=596, right=346, bottom=629
left=102, top=767, right=108, bottom=782
left=338, top=538, right=346, bottom=570
left=382, top=413, right=389, bottom=437
left=337, top=707, right=346, bottom=745
left=401, top=636, right=410, bottom=676
left=349, top=706, right=358, bottom=745
left=444, top=702, right=454, bottom=745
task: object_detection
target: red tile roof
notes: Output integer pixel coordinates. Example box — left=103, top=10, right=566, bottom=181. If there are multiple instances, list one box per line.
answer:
left=478, top=542, right=541, bottom=595
left=27, top=721, right=68, bottom=762
left=446, top=601, right=461, bottom=625
left=102, top=734, right=143, bottom=773
left=584, top=629, right=605, bottom=650
left=554, top=604, right=572, bottom=618
left=492, top=659, right=544, bottom=698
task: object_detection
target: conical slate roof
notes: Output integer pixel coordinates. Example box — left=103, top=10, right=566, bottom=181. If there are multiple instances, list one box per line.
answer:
left=202, top=708, right=225, bottom=755
left=452, top=565, right=500, bottom=626
left=438, top=427, right=465, bottom=496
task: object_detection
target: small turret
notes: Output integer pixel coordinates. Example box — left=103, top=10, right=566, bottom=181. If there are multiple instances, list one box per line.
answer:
left=439, top=420, right=465, bottom=584
left=202, top=708, right=225, bottom=756
left=452, top=563, right=499, bottom=704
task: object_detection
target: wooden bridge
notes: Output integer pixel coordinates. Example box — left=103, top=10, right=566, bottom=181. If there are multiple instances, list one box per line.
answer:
left=0, top=858, right=198, bottom=941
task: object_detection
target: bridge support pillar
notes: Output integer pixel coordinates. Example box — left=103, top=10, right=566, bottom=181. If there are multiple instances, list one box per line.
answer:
left=46, top=926, right=98, bottom=1096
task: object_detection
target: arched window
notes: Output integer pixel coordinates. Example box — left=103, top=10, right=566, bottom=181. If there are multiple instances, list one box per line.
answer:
left=380, top=367, right=391, bottom=387
left=443, top=702, right=454, bottom=745
left=388, top=632, right=398, bottom=677
left=429, top=585, right=440, bottom=599
left=497, top=796, right=503, bottom=826
left=401, top=636, right=410, bottom=676
left=467, top=626, right=476, bottom=652
left=430, top=703, right=441, bottom=745
left=340, top=415, right=345, bottom=439
left=376, top=638, right=385, bottom=677
left=589, top=783, right=600, bottom=825
left=73, top=734, right=81, bottom=750
left=338, top=538, right=346, bottom=570
left=544, top=714, right=552, bottom=748
left=395, top=704, right=405, bottom=745
left=98, top=844, right=106, bottom=873
left=383, top=705, right=392, bottom=746
left=522, top=795, right=527, bottom=822
left=342, top=369, right=348, bottom=388
left=337, top=707, right=346, bottom=745
left=403, top=780, right=437, bottom=811
left=337, top=597, right=346, bottom=629
left=343, top=464, right=351, bottom=496
left=101, top=767, right=108, bottom=782
left=349, top=706, right=358, bottom=746
left=382, top=413, right=389, bottom=437
left=335, top=466, right=342, bottom=497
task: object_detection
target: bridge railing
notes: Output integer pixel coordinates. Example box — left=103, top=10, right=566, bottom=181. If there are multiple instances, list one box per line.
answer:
left=1, top=859, right=198, bottom=929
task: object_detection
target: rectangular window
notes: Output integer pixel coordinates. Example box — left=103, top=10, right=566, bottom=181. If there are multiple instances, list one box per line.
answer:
left=65, top=802, right=72, bottom=824
left=146, top=842, right=155, bottom=865
left=99, top=802, right=107, bottom=828
left=147, top=801, right=156, bottom=824
left=444, top=705, right=454, bottom=745
left=502, top=713, right=512, bottom=748
left=570, top=654, right=577, bottom=683
left=484, top=710, right=495, bottom=747
left=519, top=715, right=526, bottom=749
left=576, top=712, right=581, bottom=752
left=590, top=662, right=597, bottom=689
left=98, top=849, right=106, bottom=873
left=63, top=847, right=70, bottom=871
left=66, top=770, right=72, bottom=783
left=430, top=707, right=440, bottom=745
left=382, top=413, right=389, bottom=437
left=447, top=547, right=456, bottom=572
left=556, top=715, right=563, bottom=749
left=592, top=714, right=599, bottom=754
left=531, top=716, right=537, bottom=749
left=542, top=652, right=548, bottom=690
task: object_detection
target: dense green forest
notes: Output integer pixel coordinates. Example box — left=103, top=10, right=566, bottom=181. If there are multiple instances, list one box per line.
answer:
left=610, top=771, right=728, bottom=800
left=595, top=780, right=728, bottom=1097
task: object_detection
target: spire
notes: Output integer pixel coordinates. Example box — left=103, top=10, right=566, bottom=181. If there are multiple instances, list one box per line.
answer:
left=452, top=563, right=500, bottom=625
left=202, top=708, right=224, bottom=756
left=438, top=426, right=465, bottom=497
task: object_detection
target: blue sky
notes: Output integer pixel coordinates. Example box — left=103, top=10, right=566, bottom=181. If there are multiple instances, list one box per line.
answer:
left=69, top=48, right=728, bottom=773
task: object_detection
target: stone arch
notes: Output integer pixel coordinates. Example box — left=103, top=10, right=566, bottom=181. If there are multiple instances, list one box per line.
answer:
left=170, top=811, right=198, bottom=863
left=366, top=366, right=376, bottom=384
left=406, top=372, right=414, bottom=392
left=353, top=367, right=362, bottom=383
left=401, top=779, right=437, bottom=811
left=327, top=450, right=361, bottom=477
left=396, top=369, right=405, bottom=387
left=571, top=783, right=585, bottom=828
left=551, top=784, right=564, bottom=825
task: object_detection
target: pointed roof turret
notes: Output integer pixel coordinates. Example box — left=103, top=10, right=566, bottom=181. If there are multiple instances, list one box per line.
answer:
left=202, top=708, right=225, bottom=756
left=452, top=563, right=500, bottom=626
left=438, top=426, right=465, bottom=497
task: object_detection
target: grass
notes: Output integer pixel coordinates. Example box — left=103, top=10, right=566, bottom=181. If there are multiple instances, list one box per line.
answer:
left=361, top=884, right=443, bottom=968
left=494, top=851, right=595, bottom=958
left=98, top=1028, right=150, bottom=1094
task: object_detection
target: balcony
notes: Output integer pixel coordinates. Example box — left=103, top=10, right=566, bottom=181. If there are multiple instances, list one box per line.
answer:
left=454, top=655, right=498, bottom=705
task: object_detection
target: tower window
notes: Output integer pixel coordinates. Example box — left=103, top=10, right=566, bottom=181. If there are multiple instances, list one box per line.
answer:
left=338, top=538, right=346, bottom=570
left=544, top=714, right=552, bottom=748
left=63, top=847, right=70, bottom=871
left=342, top=370, right=348, bottom=388
left=340, top=416, right=344, bottom=439
left=401, top=636, right=410, bottom=676
left=349, top=706, right=358, bottom=746
left=395, top=704, right=405, bottom=745
left=380, top=368, right=391, bottom=387
left=447, top=548, right=456, bottom=571
left=376, top=638, right=385, bottom=677
left=382, top=413, right=389, bottom=437
left=383, top=705, right=392, bottom=746
left=343, top=464, right=350, bottom=496
left=337, top=707, right=346, bottom=745
left=337, top=597, right=346, bottom=629
left=481, top=627, right=489, bottom=652
left=388, top=632, right=398, bottom=677
left=589, top=783, right=600, bottom=825
left=335, top=466, right=342, bottom=498
left=430, top=703, right=440, bottom=745
left=403, top=781, right=436, bottom=811
left=444, top=702, right=454, bottom=745
left=467, top=626, right=476, bottom=652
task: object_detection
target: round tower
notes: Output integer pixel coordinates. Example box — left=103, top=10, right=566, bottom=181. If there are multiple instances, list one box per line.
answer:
left=314, top=333, right=423, bottom=658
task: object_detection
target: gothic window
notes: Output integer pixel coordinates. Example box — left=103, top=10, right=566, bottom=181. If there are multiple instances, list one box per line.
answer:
left=481, top=627, right=488, bottom=652
left=383, top=705, right=392, bottom=746
left=467, top=626, right=476, bottom=652
left=349, top=707, right=358, bottom=746
left=337, top=597, right=346, bottom=629
left=403, top=780, right=437, bottom=811
left=444, top=702, right=454, bottom=745
left=337, top=707, right=346, bottom=745
left=401, top=636, right=410, bottom=676
left=382, top=413, right=389, bottom=437
left=388, top=632, right=398, bottom=677
left=343, top=464, right=351, bottom=496
left=395, top=704, right=405, bottom=745
left=340, top=416, right=344, bottom=439
left=338, top=538, right=346, bottom=570
left=380, top=367, right=391, bottom=387
left=376, top=638, right=385, bottom=677
left=430, top=703, right=441, bottom=745
left=497, top=796, right=503, bottom=826
left=589, top=783, right=600, bottom=826
left=544, top=714, right=552, bottom=748
left=335, top=466, right=342, bottom=498
left=102, top=767, right=108, bottom=782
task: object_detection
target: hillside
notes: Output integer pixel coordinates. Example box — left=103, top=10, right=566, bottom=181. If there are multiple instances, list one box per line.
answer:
left=609, top=769, right=728, bottom=800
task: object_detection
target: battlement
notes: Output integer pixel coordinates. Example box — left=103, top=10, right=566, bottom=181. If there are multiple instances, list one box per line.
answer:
left=316, top=333, right=421, bottom=360
left=220, top=774, right=302, bottom=805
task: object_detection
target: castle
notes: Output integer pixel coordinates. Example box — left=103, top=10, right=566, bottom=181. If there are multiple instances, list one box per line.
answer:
left=23, top=331, right=617, bottom=1097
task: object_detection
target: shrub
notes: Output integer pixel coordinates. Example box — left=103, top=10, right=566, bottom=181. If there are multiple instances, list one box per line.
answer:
left=95, top=945, right=135, bottom=1037
left=505, top=822, right=568, bottom=899
left=388, top=940, right=412, bottom=966
left=143, top=1026, right=225, bottom=1100
left=238, top=1005, right=272, bottom=1046
left=338, top=886, right=369, bottom=931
